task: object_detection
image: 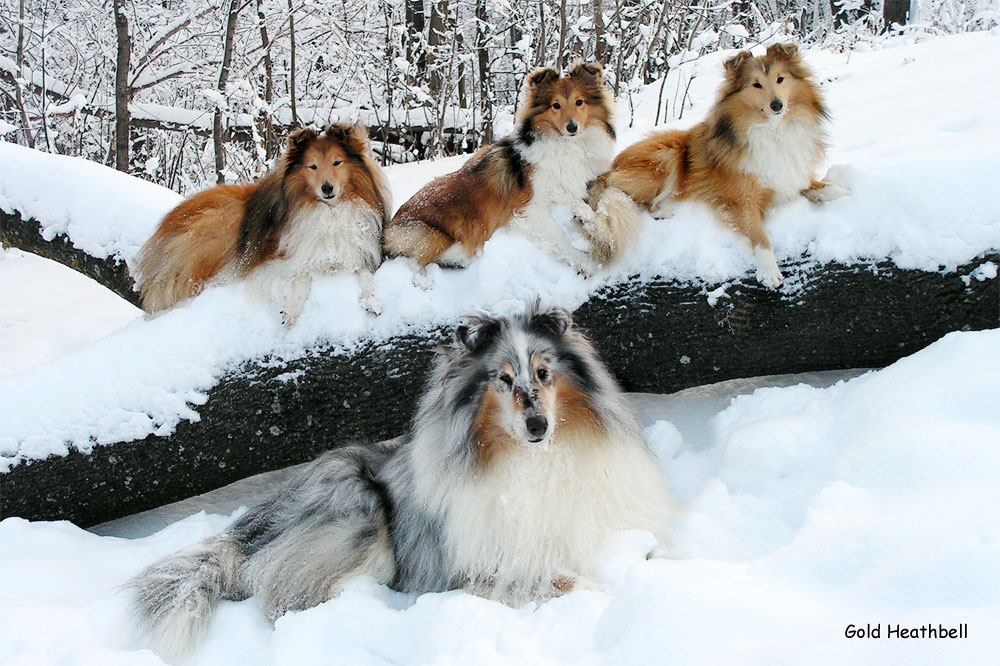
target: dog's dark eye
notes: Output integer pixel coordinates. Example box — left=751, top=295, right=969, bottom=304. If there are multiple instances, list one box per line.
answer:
left=575, top=99, right=583, bottom=107
left=308, top=164, right=318, bottom=170
left=753, top=82, right=763, bottom=89
left=499, top=373, right=513, bottom=389
left=537, top=368, right=549, bottom=382
left=333, top=160, right=343, bottom=166
left=776, top=76, right=784, bottom=84
left=552, top=102, right=561, bottom=110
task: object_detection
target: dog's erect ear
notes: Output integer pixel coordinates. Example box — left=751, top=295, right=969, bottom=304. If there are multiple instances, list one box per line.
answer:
left=349, top=120, right=370, bottom=147
left=766, top=42, right=799, bottom=61
left=568, top=60, right=603, bottom=84
left=287, top=127, right=317, bottom=149
left=526, top=67, right=559, bottom=89
left=323, top=124, right=350, bottom=141
left=723, top=51, right=751, bottom=78
left=454, top=316, right=501, bottom=354
left=529, top=307, right=574, bottom=339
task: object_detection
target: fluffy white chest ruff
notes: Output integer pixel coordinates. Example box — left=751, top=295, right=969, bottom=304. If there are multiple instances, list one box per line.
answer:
left=277, top=201, right=381, bottom=275
left=520, top=126, right=615, bottom=204
left=740, top=118, right=822, bottom=203
left=508, top=127, right=615, bottom=263
left=432, top=431, right=671, bottom=598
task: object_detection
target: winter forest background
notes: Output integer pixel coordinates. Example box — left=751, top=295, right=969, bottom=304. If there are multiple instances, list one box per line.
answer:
left=1, top=0, right=997, bottom=194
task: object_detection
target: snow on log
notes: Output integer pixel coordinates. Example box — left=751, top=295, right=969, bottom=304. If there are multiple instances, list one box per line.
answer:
left=1, top=206, right=997, bottom=526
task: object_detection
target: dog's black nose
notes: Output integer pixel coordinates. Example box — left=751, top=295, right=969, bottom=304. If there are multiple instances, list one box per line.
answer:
left=566, top=121, right=578, bottom=134
left=525, top=416, right=548, bottom=440
left=770, top=99, right=784, bottom=113
left=321, top=182, right=334, bottom=196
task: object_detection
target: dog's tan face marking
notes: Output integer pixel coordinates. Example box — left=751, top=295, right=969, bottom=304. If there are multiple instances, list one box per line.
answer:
left=533, top=84, right=593, bottom=137
left=744, top=63, right=792, bottom=119
left=301, top=142, right=351, bottom=203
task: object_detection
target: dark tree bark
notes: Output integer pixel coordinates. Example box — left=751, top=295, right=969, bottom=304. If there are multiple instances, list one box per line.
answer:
left=475, top=0, right=493, bottom=144
left=557, top=0, right=568, bottom=68
left=256, top=0, right=276, bottom=160
left=536, top=0, right=546, bottom=66
left=287, top=0, right=298, bottom=126
left=404, top=0, right=427, bottom=85
left=214, top=0, right=241, bottom=183
left=113, top=0, right=131, bottom=172
left=592, top=0, right=607, bottom=63
left=2, top=207, right=997, bottom=526
left=428, top=0, right=449, bottom=97
left=884, top=0, right=909, bottom=29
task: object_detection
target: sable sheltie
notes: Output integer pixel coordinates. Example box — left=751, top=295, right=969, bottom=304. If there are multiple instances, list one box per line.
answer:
left=586, top=43, right=848, bottom=287
left=384, top=62, right=617, bottom=275
left=128, top=304, right=673, bottom=659
left=134, top=123, right=391, bottom=324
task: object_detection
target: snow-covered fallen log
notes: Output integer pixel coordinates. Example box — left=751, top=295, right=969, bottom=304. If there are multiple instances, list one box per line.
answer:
left=1, top=197, right=996, bottom=526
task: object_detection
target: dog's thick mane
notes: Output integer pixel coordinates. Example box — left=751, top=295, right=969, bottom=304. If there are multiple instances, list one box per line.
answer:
left=517, top=61, right=616, bottom=146
left=235, top=124, right=391, bottom=272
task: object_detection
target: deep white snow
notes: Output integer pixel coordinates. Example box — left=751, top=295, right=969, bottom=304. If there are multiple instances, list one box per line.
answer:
left=1, top=32, right=998, bottom=467
left=1, top=329, right=998, bottom=665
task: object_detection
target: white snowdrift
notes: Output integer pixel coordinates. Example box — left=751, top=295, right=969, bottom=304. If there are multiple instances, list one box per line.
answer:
left=1, top=328, right=998, bottom=665
left=1, top=31, right=999, bottom=467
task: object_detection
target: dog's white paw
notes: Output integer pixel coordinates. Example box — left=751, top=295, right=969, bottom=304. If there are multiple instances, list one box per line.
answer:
left=754, top=246, right=783, bottom=289
left=803, top=182, right=850, bottom=204
left=412, top=269, right=431, bottom=290
left=281, top=309, right=299, bottom=328
left=361, top=296, right=383, bottom=316
left=572, top=201, right=596, bottom=224
left=649, top=200, right=677, bottom=219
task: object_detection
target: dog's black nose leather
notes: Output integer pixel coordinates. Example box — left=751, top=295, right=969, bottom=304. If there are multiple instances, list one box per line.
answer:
left=770, top=99, right=784, bottom=113
left=321, top=182, right=334, bottom=195
left=526, top=416, right=548, bottom=439
left=566, top=121, right=578, bottom=134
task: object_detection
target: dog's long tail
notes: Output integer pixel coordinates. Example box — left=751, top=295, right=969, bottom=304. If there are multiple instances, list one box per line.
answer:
left=128, top=537, right=245, bottom=660
left=583, top=182, right=643, bottom=265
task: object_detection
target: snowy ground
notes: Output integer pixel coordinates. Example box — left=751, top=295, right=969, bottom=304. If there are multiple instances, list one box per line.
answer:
left=1, top=29, right=999, bottom=665
left=2, top=324, right=998, bottom=665
left=2, top=31, right=999, bottom=468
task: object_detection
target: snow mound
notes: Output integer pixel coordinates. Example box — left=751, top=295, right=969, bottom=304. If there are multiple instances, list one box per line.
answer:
left=2, top=328, right=998, bottom=665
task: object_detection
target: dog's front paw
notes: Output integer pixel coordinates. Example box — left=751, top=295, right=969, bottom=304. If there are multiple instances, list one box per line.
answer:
left=412, top=268, right=431, bottom=291
left=361, top=296, right=383, bottom=316
left=572, top=201, right=596, bottom=224
left=803, top=182, right=850, bottom=204
left=281, top=309, right=299, bottom=328
left=754, top=247, right=783, bottom=290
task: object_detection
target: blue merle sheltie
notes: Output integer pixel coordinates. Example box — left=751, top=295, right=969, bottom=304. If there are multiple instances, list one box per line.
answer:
left=128, top=304, right=673, bottom=658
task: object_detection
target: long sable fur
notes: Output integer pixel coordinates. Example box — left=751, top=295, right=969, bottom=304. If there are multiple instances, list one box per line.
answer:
left=134, top=123, right=391, bottom=312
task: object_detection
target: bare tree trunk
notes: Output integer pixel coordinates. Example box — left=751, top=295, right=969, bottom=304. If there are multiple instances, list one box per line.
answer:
left=536, top=0, right=546, bottom=66
left=456, top=28, right=468, bottom=109
left=256, top=0, right=275, bottom=160
left=475, top=0, right=493, bottom=144
left=883, top=0, right=908, bottom=29
left=405, top=0, right=426, bottom=86
left=287, top=0, right=298, bottom=126
left=612, top=0, right=624, bottom=97
left=592, top=0, right=607, bottom=63
left=14, top=0, right=34, bottom=148
left=428, top=0, right=449, bottom=97
left=113, top=0, right=131, bottom=171
left=215, top=0, right=240, bottom=183
left=557, top=0, right=567, bottom=68
left=642, top=0, right=669, bottom=84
